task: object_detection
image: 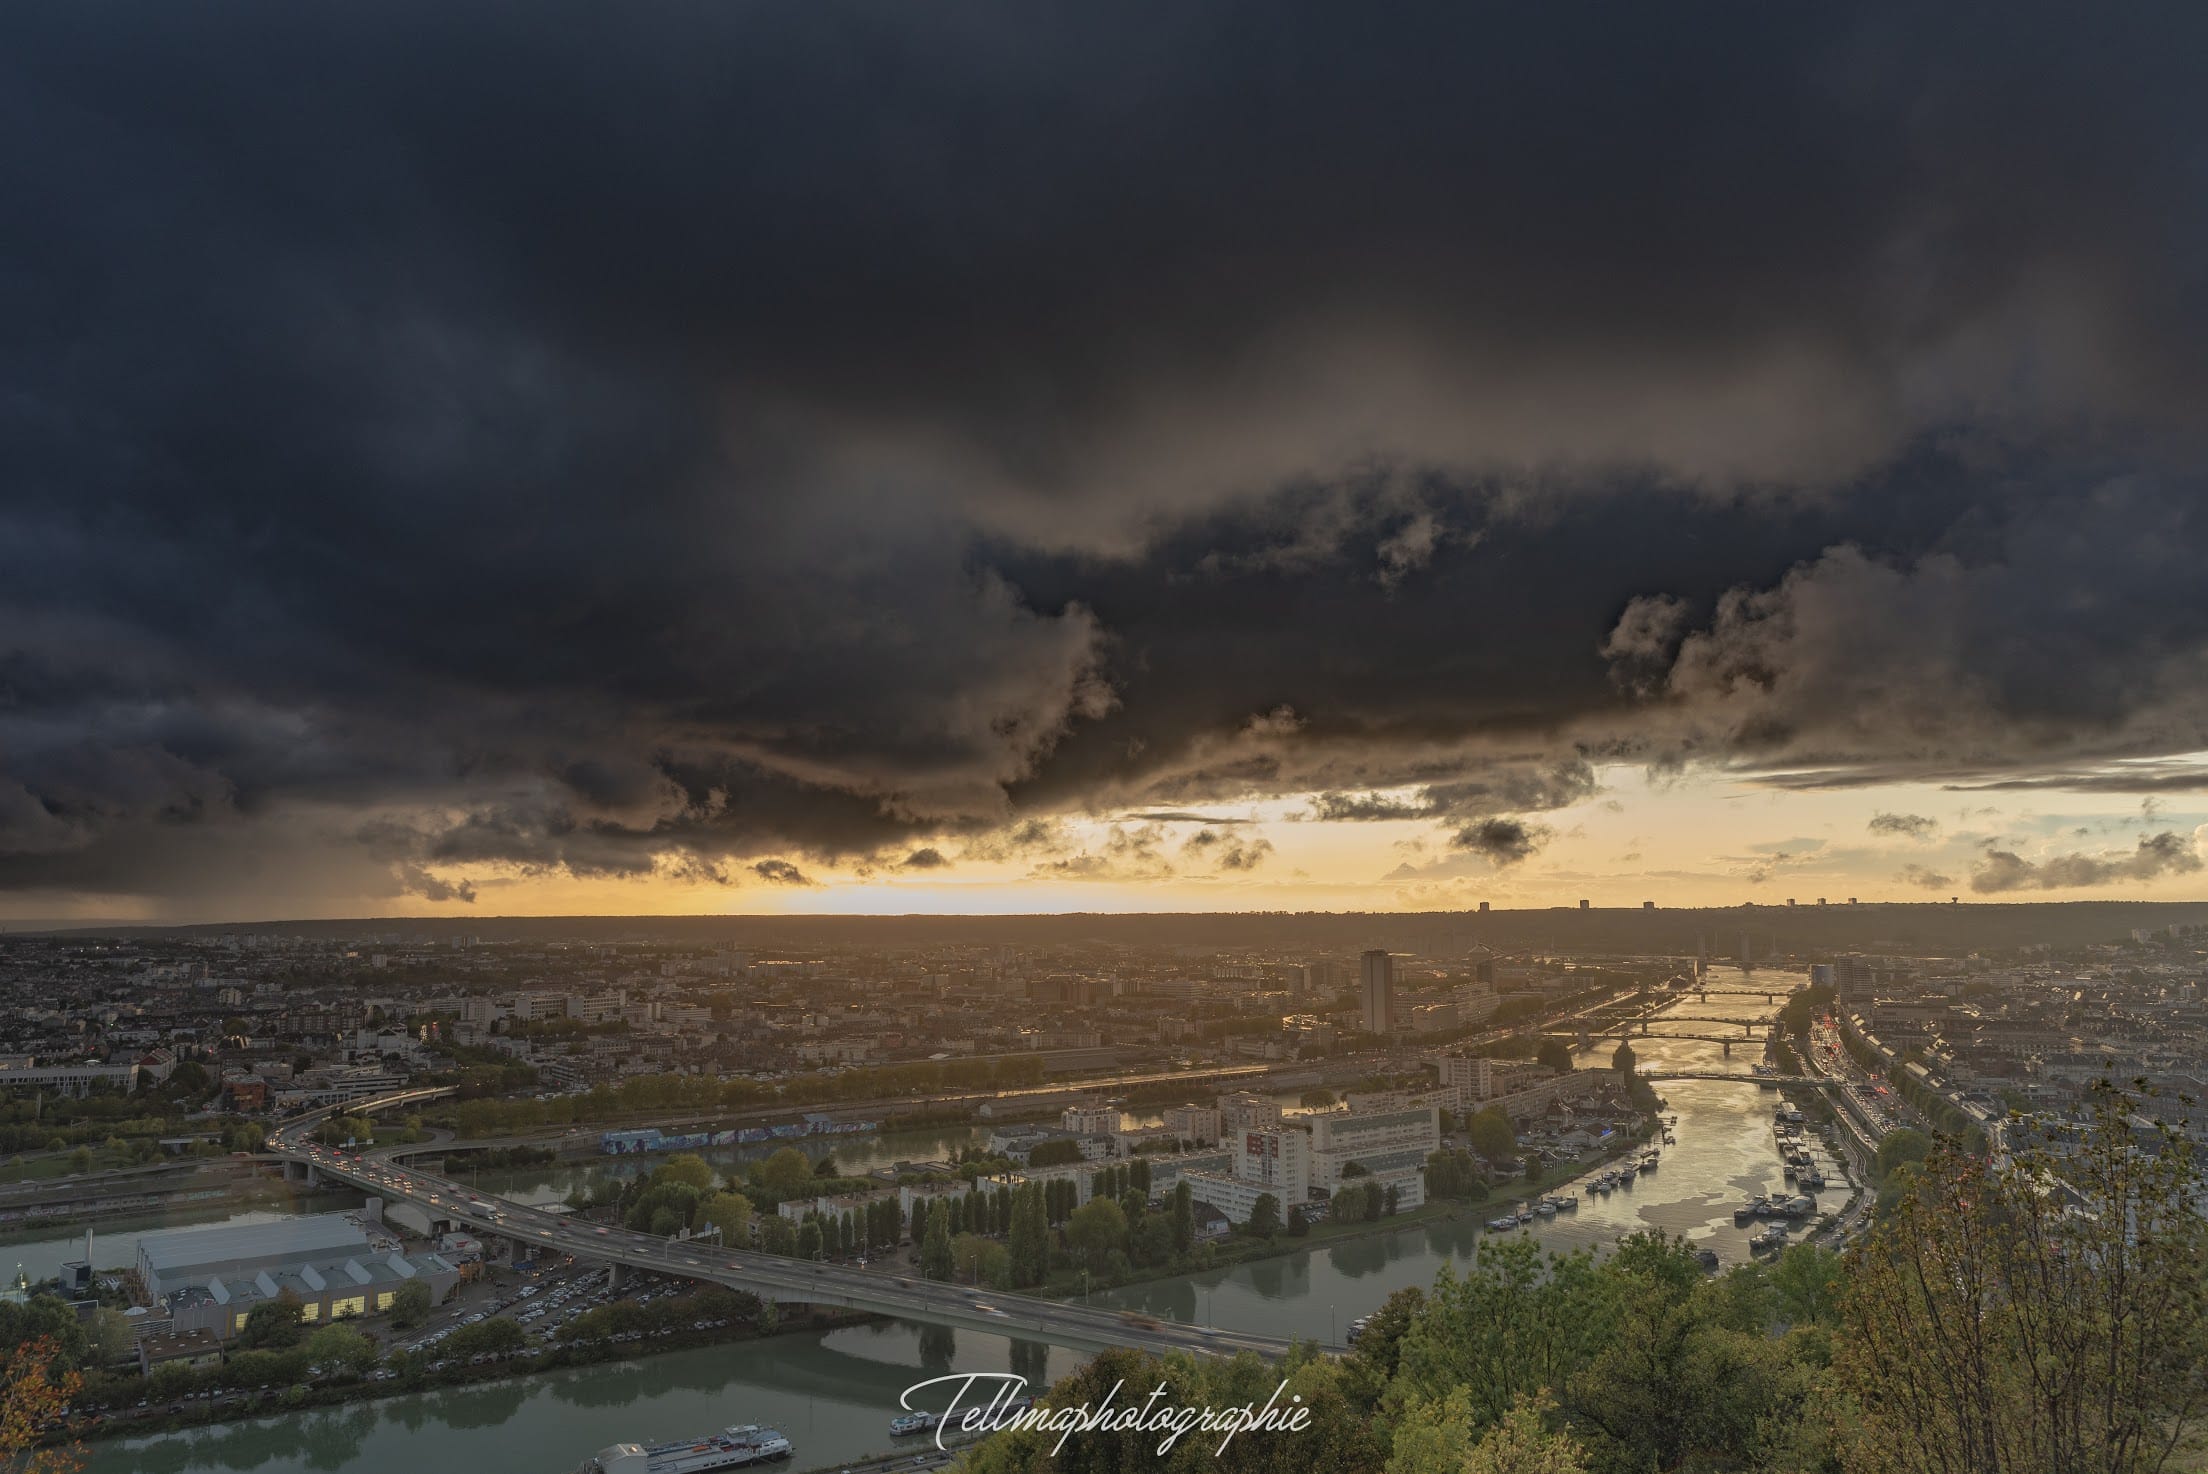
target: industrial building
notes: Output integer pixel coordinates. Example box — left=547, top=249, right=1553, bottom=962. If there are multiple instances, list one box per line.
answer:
left=136, top=1211, right=460, bottom=1340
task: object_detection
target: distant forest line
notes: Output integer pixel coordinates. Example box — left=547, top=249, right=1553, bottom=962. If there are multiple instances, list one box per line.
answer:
left=40, top=900, right=2208, bottom=954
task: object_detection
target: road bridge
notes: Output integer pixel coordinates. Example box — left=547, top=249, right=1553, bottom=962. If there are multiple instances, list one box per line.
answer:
left=1686, top=987, right=1804, bottom=1000
left=1642, top=1071, right=1813, bottom=1085
left=267, top=1091, right=1315, bottom=1361
left=1545, top=1016, right=1771, bottom=1037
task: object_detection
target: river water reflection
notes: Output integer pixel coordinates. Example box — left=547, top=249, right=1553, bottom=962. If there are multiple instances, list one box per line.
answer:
left=89, top=981, right=1846, bottom=1474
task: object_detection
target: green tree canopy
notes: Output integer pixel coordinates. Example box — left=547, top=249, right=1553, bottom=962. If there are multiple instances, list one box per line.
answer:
left=653, top=1153, right=715, bottom=1192
left=1465, top=1107, right=1517, bottom=1162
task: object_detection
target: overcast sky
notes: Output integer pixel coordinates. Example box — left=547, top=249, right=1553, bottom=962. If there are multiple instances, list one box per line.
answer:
left=6, top=2, right=2208, bottom=921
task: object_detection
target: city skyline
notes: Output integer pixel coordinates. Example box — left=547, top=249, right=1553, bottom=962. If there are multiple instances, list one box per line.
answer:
left=8, top=5, right=2208, bottom=922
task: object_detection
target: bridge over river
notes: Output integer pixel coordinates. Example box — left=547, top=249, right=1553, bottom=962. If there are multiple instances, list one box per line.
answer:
left=268, top=1089, right=1317, bottom=1360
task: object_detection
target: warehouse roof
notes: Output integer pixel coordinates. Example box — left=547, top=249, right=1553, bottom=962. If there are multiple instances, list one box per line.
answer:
left=138, top=1213, right=370, bottom=1272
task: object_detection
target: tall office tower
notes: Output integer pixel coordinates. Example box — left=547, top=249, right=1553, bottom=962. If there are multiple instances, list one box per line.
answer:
left=1835, top=954, right=1871, bottom=1010
left=1359, top=949, right=1395, bottom=1036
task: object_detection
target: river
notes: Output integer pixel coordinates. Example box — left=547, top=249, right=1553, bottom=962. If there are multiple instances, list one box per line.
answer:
left=88, top=980, right=1846, bottom=1474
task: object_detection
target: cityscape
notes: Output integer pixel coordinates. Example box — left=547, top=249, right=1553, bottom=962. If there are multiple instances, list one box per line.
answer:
left=7, top=3, right=2208, bottom=1473
left=0, top=907, right=2200, bottom=1471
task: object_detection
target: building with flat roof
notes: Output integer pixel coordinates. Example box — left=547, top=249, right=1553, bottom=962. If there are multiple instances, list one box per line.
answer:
left=138, top=1214, right=375, bottom=1298
left=137, top=1211, right=458, bottom=1340
left=0, top=1061, right=140, bottom=1097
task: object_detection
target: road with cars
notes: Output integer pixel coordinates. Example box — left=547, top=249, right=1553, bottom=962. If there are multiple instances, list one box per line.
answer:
left=268, top=1091, right=1321, bottom=1360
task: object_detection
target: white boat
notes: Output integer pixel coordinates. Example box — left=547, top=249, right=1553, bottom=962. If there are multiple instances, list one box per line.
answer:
left=889, top=1412, right=940, bottom=1437
left=584, top=1426, right=793, bottom=1474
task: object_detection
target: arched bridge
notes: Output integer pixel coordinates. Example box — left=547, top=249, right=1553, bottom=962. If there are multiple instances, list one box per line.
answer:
left=267, top=1090, right=1314, bottom=1360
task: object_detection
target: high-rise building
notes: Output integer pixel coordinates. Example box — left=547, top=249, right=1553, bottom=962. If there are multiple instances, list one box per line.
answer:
left=1360, top=949, right=1395, bottom=1036
left=1835, top=954, right=1872, bottom=1010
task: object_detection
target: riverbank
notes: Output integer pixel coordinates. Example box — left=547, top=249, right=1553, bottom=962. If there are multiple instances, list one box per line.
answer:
left=67, top=1295, right=874, bottom=1448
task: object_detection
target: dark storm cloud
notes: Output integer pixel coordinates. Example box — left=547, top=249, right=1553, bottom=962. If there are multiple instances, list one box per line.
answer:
left=1869, top=813, right=1939, bottom=841
left=1453, top=819, right=1545, bottom=868
left=4, top=1, right=2208, bottom=906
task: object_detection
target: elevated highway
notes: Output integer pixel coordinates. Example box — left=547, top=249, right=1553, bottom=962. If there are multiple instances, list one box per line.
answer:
left=268, top=1090, right=1315, bottom=1361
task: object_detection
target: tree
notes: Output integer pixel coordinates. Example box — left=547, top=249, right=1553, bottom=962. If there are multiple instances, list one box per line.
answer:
left=389, top=1280, right=433, bottom=1330
left=1245, top=1192, right=1281, bottom=1238
left=85, top=1307, right=134, bottom=1366
left=759, top=1216, right=797, bottom=1256
left=1767, top=1241, right=1841, bottom=1328
left=1064, top=1197, right=1129, bottom=1272
left=814, top=1151, right=838, bottom=1177
left=1169, top=1181, right=1194, bottom=1255
left=1536, top=1038, right=1573, bottom=1075
left=1427, top=1148, right=1489, bottom=1201
left=697, top=1190, right=754, bottom=1247
left=1286, top=1206, right=1309, bottom=1237
left=1834, top=1084, right=2208, bottom=1474
left=0, top=1299, right=85, bottom=1371
left=443, top=1317, right=524, bottom=1361
left=1126, top=1159, right=1151, bottom=1198
left=951, top=1233, right=1010, bottom=1289
left=654, top=1153, right=715, bottom=1192
left=239, top=1291, right=305, bottom=1350
left=148, top=1360, right=199, bottom=1402
left=1387, top=1389, right=1592, bottom=1474
left=795, top=1219, right=824, bottom=1261
left=626, top=1181, right=703, bottom=1235
left=1610, top=1040, right=1636, bottom=1077
left=1027, top=1138, right=1082, bottom=1167
left=1465, top=1107, right=1517, bottom=1162
left=920, top=1200, right=955, bottom=1281
left=1873, top=1127, right=1931, bottom=1181
left=0, top=1337, right=81, bottom=1474
left=752, top=1147, right=815, bottom=1201
left=1008, top=1182, right=1049, bottom=1287
left=304, top=1324, right=377, bottom=1377
left=1133, top=1212, right=1176, bottom=1265
left=1465, top=1395, right=1592, bottom=1474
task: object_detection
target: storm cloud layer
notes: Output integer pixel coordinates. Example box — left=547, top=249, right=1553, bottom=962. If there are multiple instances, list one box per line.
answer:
left=4, top=2, right=2208, bottom=909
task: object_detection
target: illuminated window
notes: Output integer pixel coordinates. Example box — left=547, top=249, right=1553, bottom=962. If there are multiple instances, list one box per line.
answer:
left=233, top=1312, right=249, bottom=1333
left=332, top=1296, right=366, bottom=1319
left=300, top=1301, right=320, bottom=1322
left=375, top=1291, right=394, bottom=1311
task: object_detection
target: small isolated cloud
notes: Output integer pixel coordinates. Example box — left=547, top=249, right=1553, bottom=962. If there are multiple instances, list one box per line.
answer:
left=750, top=858, right=815, bottom=886
left=1970, top=831, right=2204, bottom=893
left=899, top=847, right=949, bottom=870
left=1897, top=863, right=1953, bottom=890
left=1216, top=837, right=1274, bottom=871
left=1452, top=817, right=1544, bottom=866
left=1869, top=812, right=1939, bottom=841
left=1182, top=828, right=1276, bottom=873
